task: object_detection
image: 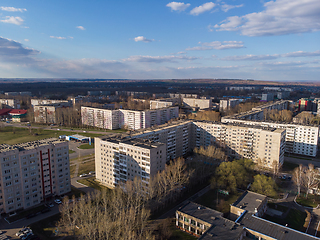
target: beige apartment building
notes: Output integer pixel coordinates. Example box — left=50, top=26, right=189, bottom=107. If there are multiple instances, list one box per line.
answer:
left=183, top=98, right=212, bottom=109
left=81, top=106, right=179, bottom=130
left=0, top=138, right=71, bottom=214
left=0, top=99, right=20, bottom=109
left=95, top=136, right=166, bottom=189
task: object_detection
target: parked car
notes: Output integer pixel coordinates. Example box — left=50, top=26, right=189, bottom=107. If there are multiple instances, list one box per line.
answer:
left=79, top=174, right=88, bottom=177
left=54, top=199, right=62, bottom=204
left=21, top=232, right=33, bottom=240
left=89, top=171, right=95, bottom=175
left=48, top=202, right=55, bottom=208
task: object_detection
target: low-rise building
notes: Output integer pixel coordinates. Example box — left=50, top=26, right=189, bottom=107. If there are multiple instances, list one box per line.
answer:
left=183, top=98, right=212, bottom=110
left=0, top=138, right=71, bottom=214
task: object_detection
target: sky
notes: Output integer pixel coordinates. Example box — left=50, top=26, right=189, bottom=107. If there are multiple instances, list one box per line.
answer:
left=0, top=0, right=319, bottom=81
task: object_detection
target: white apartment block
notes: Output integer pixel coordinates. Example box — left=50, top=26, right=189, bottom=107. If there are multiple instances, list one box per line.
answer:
left=96, top=120, right=285, bottom=189
left=81, top=106, right=179, bottom=130
left=0, top=138, right=71, bottom=214
left=95, top=137, right=166, bottom=189
left=222, top=118, right=319, bottom=157
left=31, top=99, right=71, bottom=107
left=219, top=99, right=240, bottom=111
left=0, top=99, right=20, bottom=109
left=183, top=98, right=212, bottom=109
left=193, top=121, right=286, bottom=168
left=34, top=105, right=58, bottom=124
left=150, top=100, right=173, bottom=109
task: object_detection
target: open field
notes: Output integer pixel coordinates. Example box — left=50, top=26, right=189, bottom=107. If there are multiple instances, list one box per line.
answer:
left=0, top=126, right=104, bottom=144
left=78, top=143, right=95, bottom=149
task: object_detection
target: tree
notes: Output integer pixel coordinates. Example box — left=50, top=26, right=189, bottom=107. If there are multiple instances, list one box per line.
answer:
left=293, top=164, right=303, bottom=196
left=215, top=160, right=249, bottom=193
left=251, top=174, right=277, bottom=198
left=193, top=145, right=227, bottom=161
left=303, top=164, right=318, bottom=197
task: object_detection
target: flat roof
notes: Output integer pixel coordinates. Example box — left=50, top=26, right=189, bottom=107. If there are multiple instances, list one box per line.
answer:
left=232, top=191, right=267, bottom=213
left=99, top=136, right=164, bottom=149
left=178, top=202, right=243, bottom=240
left=68, top=134, right=90, bottom=141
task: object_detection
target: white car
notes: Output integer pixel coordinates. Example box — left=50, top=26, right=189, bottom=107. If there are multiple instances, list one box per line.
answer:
left=54, top=199, right=62, bottom=204
left=79, top=174, right=87, bottom=177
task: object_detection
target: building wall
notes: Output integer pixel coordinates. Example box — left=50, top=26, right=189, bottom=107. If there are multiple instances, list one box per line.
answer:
left=34, top=105, right=57, bottom=124
left=0, top=99, right=20, bottom=109
left=0, top=139, right=70, bottom=213
left=31, top=99, right=71, bottom=107
left=183, top=98, right=212, bottom=109
left=219, top=99, right=240, bottom=111
left=95, top=137, right=166, bottom=189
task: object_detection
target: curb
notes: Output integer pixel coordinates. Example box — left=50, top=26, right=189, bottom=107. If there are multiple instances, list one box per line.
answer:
left=294, top=195, right=320, bottom=210
left=76, top=180, right=89, bottom=187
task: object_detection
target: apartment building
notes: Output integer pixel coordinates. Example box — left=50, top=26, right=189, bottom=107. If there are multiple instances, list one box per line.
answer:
left=95, top=136, right=166, bottom=189
left=177, top=191, right=317, bottom=240
left=183, top=98, right=212, bottom=110
left=0, top=138, right=71, bottom=214
left=31, top=99, right=71, bottom=107
left=219, top=99, right=240, bottom=111
left=193, top=121, right=286, bottom=168
left=81, top=106, right=179, bottom=130
left=222, top=118, right=319, bottom=157
left=0, top=99, right=20, bottom=109
left=150, top=100, right=173, bottom=109
left=34, top=105, right=58, bottom=124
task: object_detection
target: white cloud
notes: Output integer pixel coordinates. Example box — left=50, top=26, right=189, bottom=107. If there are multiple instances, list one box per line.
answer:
left=221, top=51, right=320, bottom=61
left=190, top=2, right=215, bottom=16
left=0, top=16, right=24, bottom=25
left=186, top=41, right=244, bottom=51
left=0, top=6, right=27, bottom=12
left=76, top=26, right=85, bottom=30
left=122, top=55, right=198, bottom=63
left=166, top=2, right=190, bottom=11
left=214, top=0, right=320, bottom=36
left=24, top=39, right=29, bottom=42
left=0, top=37, right=40, bottom=57
left=134, top=36, right=154, bottom=42
left=221, top=3, right=243, bottom=12
left=50, top=36, right=66, bottom=40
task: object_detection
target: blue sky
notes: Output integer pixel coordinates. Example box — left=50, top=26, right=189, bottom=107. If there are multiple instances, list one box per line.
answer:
left=0, top=0, right=319, bottom=81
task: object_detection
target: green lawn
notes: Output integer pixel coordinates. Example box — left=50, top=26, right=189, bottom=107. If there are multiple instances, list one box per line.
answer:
left=69, top=150, right=75, bottom=154
left=267, top=202, right=289, bottom=212
left=0, top=126, right=104, bottom=145
left=264, top=208, right=307, bottom=231
left=194, top=189, right=242, bottom=213
left=77, top=177, right=110, bottom=191
left=296, top=195, right=320, bottom=208
left=78, top=143, right=95, bottom=149
left=281, top=161, right=299, bottom=171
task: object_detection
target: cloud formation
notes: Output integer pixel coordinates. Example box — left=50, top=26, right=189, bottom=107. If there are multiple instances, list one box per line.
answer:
left=76, top=26, right=85, bottom=30
left=134, top=36, right=154, bottom=42
left=122, top=55, right=198, bottom=63
left=190, top=2, right=215, bottom=15
left=0, top=37, right=40, bottom=57
left=0, top=16, right=24, bottom=25
left=221, top=51, right=320, bottom=61
left=50, top=36, right=66, bottom=40
left=214, top=0, right=320, bottom=36
left=0, top=6, right=27, bottom=12
left=220, top=3, right=243, bottom=12
left=166, top=2, right=190, bottom=11
left=187, top=41, right=244, bottom=51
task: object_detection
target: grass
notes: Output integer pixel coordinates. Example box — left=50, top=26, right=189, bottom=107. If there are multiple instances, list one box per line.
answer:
left=78, top=143, right=95, bottom=149
left=264, top=208, right=307, bottom=231
left=194, top=189, right=242, bottom=213
left=0, top=126, right=104, bottom=145
left=29, top=213, right=61, bottom=240
left=77, top=177, right=110, bottom=191
left=267, top=203, right=289, bottom=213
left=168, top=219, right=197, bottom=240
left=78, top=160, right=95, bottom=176
left=296, top=195, right=320, bottom=208
left=66, top=187, right=86, bottom=199
left=69, top=149, right=75, bottom=154
left=282, top=161, right=299, bottom=171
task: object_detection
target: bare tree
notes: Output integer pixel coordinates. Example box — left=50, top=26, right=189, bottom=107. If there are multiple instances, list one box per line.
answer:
left=303, top=164, right=318, bottom=197
left=293, top=164, right=303, bottom=196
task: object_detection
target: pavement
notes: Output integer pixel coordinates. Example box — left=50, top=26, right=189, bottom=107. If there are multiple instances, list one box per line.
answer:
left=284, top=156, right=320, bottom=168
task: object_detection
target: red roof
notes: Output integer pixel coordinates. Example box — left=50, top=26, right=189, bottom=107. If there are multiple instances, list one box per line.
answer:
left=9, top=109, right=27, bottom=115
left=0, top=108, right=12, bottom=116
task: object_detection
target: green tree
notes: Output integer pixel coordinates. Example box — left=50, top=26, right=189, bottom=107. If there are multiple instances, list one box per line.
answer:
left=251, top=174, right=277, bottom=198
left=215, top=160, right=248, bottom=193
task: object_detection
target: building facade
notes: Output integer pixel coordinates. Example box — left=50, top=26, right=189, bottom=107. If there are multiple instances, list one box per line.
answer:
left=95, top=137, right=166, bottom=189
left=183, top=98, right=212, bottom=109
left=0, top=138, right=71, bottom=214
left=81, top=106, right=179, bottom=130
left=219, top=99, right=240, bottom=111
left=0, top=99, right=20, bottom=109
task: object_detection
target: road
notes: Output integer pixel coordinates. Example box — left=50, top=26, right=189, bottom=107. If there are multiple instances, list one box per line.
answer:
left=284, top=156, right=320, bottom=168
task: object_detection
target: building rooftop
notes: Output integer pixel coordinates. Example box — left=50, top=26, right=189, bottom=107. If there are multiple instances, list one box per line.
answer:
left=0, top=138, right=65, bottom=153
left=239, top=213, right=319, bottom=240
left=232, top=191, right=267, bottom=213
left=178, top=202, right=243, bottom=240
left=98, top=136, right=164, bottom=149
